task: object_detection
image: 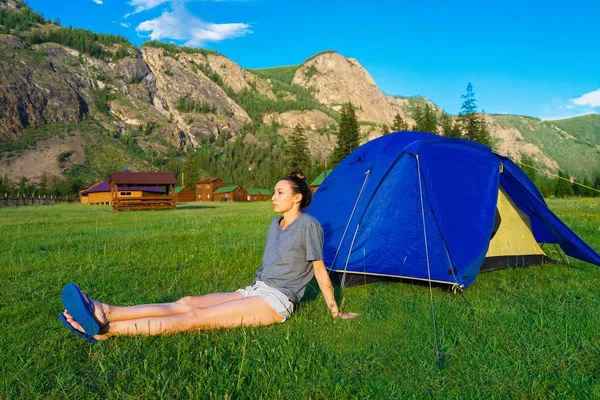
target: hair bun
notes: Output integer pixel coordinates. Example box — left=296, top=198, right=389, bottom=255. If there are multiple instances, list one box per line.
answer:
left=290, top=170, right=306, bottom=181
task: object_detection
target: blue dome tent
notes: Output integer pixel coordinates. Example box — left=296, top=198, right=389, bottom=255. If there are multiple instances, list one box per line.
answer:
left=307, top=131, right=600, bottom=290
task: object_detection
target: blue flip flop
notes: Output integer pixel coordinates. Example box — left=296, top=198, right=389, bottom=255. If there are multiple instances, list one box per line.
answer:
left=61, top=283, right=101, bottom=336
left=58, top=313, right=98, bottom=344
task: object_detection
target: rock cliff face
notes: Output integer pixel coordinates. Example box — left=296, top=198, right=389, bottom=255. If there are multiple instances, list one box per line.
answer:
left=205, top=54, right=275, bottom=100
left=142, top=47, right=250, bottom=138
left=484, top=115, right=559, bottom=171
left=262, top=110, right=336, bottom=131
left=1, top=0, right=22, bottom=11
left=292, top=52, right=412, bottom=125
left=263, top=110, right=338, bottom=161
left=0, top=36, right=90, bottom=139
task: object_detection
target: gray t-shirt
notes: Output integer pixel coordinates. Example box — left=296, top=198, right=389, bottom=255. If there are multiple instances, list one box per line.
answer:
left=255, top=213, right=324, bottom=304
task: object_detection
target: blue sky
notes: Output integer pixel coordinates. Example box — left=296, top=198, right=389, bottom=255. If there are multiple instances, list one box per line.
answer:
left=26, top=0, right=600, bottom=120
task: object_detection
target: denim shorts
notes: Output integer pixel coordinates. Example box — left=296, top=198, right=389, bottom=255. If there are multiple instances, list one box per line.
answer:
left=236, top=281, right=294, bottom=321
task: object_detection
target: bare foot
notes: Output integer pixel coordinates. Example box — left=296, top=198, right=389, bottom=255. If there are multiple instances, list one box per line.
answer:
left=86, top=296, right=110, bottom=330
left=63, top=310, right=109, bottom=340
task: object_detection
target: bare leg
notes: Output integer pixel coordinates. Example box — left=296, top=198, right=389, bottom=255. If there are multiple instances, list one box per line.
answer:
left=102, top=292, right=243, bottom=322
left=64, top=296, right=283, bottom=339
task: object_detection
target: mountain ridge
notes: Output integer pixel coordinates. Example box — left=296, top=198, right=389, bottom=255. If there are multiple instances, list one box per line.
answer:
left=0, top=1, right=598, bottom=191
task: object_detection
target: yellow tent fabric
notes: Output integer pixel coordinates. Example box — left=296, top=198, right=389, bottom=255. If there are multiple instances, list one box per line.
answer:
left=486, top=188, right=546, bottom=258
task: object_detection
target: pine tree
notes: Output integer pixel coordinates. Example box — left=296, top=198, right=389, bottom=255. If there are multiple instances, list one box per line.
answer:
left=413, top=104, right=438, bottom=133
left=2, top=174, right=12, bottom=196
left=287, top=124, right=310, bottom=171
left=411, top=106, right=422, bottom=132
left=332, top=103, right=359, bottom=165
left=554, top=170, right=574, bottom=197
left=39, top=173, right=48, bottom=196
left=18, top=176, right=27, bottom=196
left=440, top=111, right=461, bottom=138
left=520, top=156, right=537, bottom=184
left=575, top=177, right=591, bottom=197
left=423, top=104, right=438, bottom=133
left=593, top=173, right=600, bottom=192
left=182, top=150, right=201, bottom=187
left=475, top=112, right=492, bottom=146
left=458, top=83, right=491, bottom=146
left=392, top=112, right=408, bottom=132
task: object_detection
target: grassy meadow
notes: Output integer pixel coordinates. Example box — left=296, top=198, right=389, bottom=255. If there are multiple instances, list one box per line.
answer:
left=1, top=199, right=599, bottom=399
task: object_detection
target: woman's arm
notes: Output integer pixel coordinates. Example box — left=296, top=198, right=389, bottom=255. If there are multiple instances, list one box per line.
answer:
left=312, top=260, right=359, bottom=319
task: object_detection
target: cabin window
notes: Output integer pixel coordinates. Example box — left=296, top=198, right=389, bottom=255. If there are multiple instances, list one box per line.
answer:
left=206, top=184, right=210, bottom=188
left=225, top=193, right=229, bottom=199
left=208, top=194, right=211, bottom=199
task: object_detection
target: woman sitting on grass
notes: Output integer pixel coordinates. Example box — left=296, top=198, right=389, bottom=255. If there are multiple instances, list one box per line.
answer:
left=60, top=171, right=359, bottom=343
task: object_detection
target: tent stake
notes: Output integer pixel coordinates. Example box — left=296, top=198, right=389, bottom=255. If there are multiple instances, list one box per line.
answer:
left=554, top=244, right=571, bottom=267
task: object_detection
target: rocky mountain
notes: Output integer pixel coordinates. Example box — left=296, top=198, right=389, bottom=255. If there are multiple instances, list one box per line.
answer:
left=292, top=51, right=412, bottom=126
left=0, top=0, right=599, bottom=190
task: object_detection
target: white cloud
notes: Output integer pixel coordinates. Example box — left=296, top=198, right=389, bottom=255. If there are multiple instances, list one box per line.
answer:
left=136, top=5, right=251, bottom=46
left=121, top=22, right=132, bottom=28
left=128, top=0, right=170, bottom=14
left=92, top=0, right=103, bottom=4
left=570, top=89, right=600, bottom=108
left=126, top=0, right=251, bottom=18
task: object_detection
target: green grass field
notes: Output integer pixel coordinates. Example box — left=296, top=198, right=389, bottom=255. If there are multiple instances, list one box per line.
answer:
left=1, top=200, right=599, bottom=398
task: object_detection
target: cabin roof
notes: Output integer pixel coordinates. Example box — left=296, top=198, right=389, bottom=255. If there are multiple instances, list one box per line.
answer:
left=310, top=169, right=335, bottom=186
left=110, top=172, right=176, bottom=185
left=214, top=185, right=241, bottom=194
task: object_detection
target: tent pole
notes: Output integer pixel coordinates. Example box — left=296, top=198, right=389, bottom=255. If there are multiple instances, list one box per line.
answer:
left=341, top=224, right=360, bottom=289
left=331, top=170, right=370, bottom=270
left=416, top=155, right=443, bottom=369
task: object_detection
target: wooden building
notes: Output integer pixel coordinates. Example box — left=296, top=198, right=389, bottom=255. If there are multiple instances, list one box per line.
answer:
left=213, top=185, right=248, bottom=202
left=173, top=186, right=196, bottom=202
left=110, top=172, right=176, bottom=211
left=79, top=179, right=166, bottom=205
left=78, top=180, right=103, bottom=204
left=310, top=169, right=334, bottom=193
left=196, top=178, right=224, bottom=202
left=246, top=188, right=273, bottom=201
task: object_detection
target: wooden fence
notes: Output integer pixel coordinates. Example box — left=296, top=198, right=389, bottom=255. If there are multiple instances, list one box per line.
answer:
left=1, top=194, right=77, bottom=207
left=111, top=195, right=176, bottom=211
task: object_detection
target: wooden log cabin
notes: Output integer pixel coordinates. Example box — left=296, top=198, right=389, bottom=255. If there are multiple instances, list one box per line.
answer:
left=79, top=179, right=166, bottom=205
left=110, top=172, right=177, bottom=211
left=246, top=188, right=273, bottom=201
left=213, top=185, right=248, bottom=202
left=78, top=180, right=103, bottom=204
left=173, top=186, right=196, bottom=202
left=196, top=178, right=224, bottom=202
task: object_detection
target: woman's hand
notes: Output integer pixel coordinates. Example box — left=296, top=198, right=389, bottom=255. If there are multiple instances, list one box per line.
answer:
left=312, top=260, right=360, bottom=321
left=333, top=311, right=360, bottom=319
